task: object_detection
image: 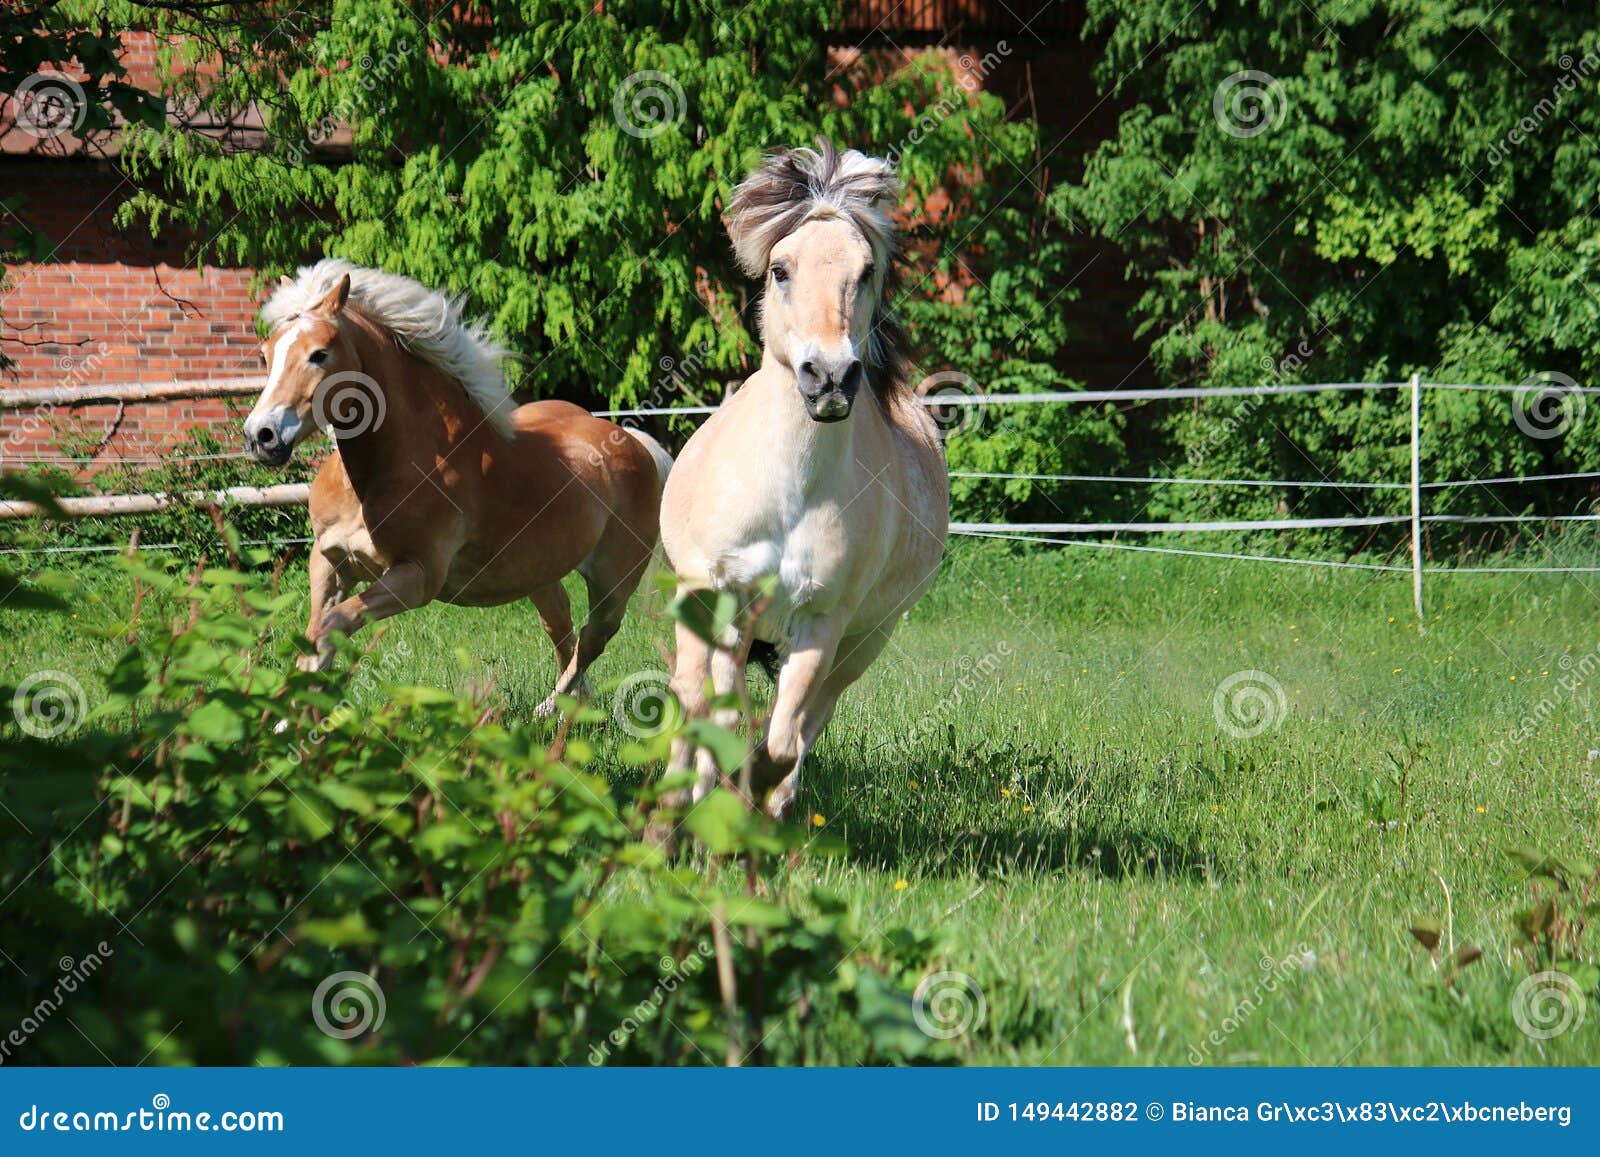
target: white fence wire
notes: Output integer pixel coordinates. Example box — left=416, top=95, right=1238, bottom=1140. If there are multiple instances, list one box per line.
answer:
left=5, top=378, right=1600, bottom=611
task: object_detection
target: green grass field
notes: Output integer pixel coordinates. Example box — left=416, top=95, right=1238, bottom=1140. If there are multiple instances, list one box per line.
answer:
left=5, top=537, right=1599, bottom=1064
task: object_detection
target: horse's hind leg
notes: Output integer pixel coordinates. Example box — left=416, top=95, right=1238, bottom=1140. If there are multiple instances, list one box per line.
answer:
left=529, top=582, right=577, bottom=717
left=551, top=537, right=649, bottom=705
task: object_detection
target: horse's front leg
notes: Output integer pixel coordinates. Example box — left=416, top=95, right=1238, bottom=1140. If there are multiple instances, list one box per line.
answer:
left=312, top=559, right=442, bottom=659
left=297, top=548, right=346, bottom=673
left=752, top=617, right=843, bottom=820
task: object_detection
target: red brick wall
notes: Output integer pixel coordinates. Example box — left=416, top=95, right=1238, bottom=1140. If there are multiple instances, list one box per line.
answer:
left=1, top=158, right=263, bottom=469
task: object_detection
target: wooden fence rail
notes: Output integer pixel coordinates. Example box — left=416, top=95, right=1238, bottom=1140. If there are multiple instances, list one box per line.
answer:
left=0, top=483, right=310, bottom=521
left=0, top=377, right=264, bottom=410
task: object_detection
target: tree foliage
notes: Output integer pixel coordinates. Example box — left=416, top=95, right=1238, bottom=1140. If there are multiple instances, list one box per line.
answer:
left=1057, top=1, right=1600, bottom=540
left=111, top=0, right=1082, bottom=428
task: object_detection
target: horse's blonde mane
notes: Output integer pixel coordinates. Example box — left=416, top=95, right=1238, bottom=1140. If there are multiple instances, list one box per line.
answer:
left=728, top=141, right=911, bottom=407
left=262, top=258, right=517, bottom=437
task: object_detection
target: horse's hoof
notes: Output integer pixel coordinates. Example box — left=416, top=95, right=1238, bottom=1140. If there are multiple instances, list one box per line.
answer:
left=296, top=651, right=330, bottom=674
left=763, top=781, right=798, bottom=822
left=533, top=693, right=559, bottom=718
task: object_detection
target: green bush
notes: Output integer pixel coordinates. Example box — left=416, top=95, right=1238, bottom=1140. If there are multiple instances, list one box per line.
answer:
left=0, top=552, right=943, bottom=1065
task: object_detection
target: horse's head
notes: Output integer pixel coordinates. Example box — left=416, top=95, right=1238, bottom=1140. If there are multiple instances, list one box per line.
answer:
left=763, top=214, right=876, bottom=422
left=244, top=272, right=362, bottom=465
left=729, top=143, right=902, bottom=424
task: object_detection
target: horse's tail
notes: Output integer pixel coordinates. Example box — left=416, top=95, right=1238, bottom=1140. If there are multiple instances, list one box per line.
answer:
left=625, top=427, right=675, bottom=497
left=623, top=427, right=676, bottom=616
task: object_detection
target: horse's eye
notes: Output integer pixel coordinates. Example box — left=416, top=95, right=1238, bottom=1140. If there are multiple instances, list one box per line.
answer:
left=861, top=264, right=876, bottom=281
left=770, top=265, right=789, bottom=285
left=308, top=349, right=329, bottom=366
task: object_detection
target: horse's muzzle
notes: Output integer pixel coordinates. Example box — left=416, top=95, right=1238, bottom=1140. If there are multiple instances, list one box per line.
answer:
left=797, top=356, right=863, bottom=423
left=243, top=406, right=303, bottom=466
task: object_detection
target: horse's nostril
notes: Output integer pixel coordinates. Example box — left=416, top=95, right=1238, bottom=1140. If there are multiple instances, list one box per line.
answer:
left=257, top=428, right=276, bottom=446
left=800, top=360, right=818, bottom=380
left=840, top=360, right=864, bottom=392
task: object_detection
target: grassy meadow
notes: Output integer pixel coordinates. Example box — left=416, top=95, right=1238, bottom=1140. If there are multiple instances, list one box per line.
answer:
left=4, top=536, right=1599, bottom=1065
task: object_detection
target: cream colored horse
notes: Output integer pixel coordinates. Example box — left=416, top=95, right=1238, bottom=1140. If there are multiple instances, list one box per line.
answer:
left=660, top=144, right=948, bottom=819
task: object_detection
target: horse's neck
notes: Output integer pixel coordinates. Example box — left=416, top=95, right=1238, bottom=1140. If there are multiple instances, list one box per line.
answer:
left=334, top=326, right=454, bottom=491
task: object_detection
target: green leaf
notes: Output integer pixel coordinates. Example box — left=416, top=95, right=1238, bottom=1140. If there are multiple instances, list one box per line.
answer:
left=683, top=788, right=747, bottom=855
left=670, top=588, right=741, bottom=646
left=685, top=721, right=745, bottom=775
left=187, top=699, right=247, bottom=744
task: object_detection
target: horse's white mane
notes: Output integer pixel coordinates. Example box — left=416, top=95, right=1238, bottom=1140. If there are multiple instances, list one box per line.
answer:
left=262, top=258, right=516, bottom=438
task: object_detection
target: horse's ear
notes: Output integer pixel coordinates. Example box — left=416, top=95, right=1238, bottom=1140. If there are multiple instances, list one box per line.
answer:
left=314, top=273, right=350, bottom=316
left=279, top=274, right=293, bottom=289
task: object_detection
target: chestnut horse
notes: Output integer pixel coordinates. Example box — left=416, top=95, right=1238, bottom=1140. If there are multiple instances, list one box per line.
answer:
left=660, top=144, right=948, bottom=819
left=244, top=259, right=673, bottom=712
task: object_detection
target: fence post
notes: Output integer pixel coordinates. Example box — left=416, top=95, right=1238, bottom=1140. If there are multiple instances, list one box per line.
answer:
left=1410, top=372, right=1425, bottom=633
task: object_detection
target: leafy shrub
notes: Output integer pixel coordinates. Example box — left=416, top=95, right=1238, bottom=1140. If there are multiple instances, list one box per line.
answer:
left=7, top=427, right=317, bottom=564
left=0, top=551, right=943, bottom=1065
